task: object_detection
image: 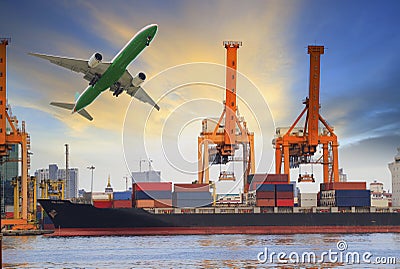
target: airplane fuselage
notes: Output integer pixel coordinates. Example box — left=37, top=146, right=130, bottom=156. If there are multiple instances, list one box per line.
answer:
left=73, top=24, right=157, bottom=112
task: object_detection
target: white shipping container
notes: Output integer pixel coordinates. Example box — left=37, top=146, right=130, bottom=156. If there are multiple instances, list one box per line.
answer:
left=299, top=199, right=317, bottom=207
left=299, top=193, right=317, bottom=200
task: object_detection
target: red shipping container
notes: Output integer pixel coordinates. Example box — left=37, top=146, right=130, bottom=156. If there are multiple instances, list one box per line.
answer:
left=174, top=184, right=209, bottom=192
left=265, top=174, right=288, bottom=182
left=93, top=200, right=113, bottom=208
left=5, top=212, right=14, bottom=219
left=276, top=199, right=294, bottom=207
left=320, top=182, right=366, bottom=191
left=256, top=199, right=275, bottom=207
left=256, top=191, right=275, bottom=199
left=113, top=200, right=132, bottom=208
left=276, top=191, right=294, bottom=199
left=133, top=182, right=172, bottom=191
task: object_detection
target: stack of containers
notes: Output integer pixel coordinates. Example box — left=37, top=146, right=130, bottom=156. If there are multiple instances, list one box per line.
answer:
left=275, top=184, right=294, bottom=207
left=248, top=174, right=288, bottom=191
left=319, top=182, right=370, bottom=207
left=93, top=193, right=113, bottom=208
left=113, top=191, right=133, bottom=208
left=298, top=193, right=318, bottom=207
left=173, top=184, right=212, bottom=208
left=133, top=182, right=172, bottom=208
left=255, top=184, right=275, bottom=207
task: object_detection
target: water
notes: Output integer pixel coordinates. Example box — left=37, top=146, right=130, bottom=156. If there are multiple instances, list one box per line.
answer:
left=3, top=233, right=400, bottom=268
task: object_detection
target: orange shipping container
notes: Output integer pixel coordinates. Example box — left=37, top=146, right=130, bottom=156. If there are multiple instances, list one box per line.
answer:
left=133, top=182, right=172, bottom=191
left=256, top=199, right=275, bottom=207
left=135, top=199, right=173, bottom=208
left=113, top=200, right=132, bottom=208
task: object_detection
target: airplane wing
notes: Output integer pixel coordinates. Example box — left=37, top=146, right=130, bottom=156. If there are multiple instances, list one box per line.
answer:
left=120, top=71, right=160, bottom=110
left=28, top=53, right=111, bottom=82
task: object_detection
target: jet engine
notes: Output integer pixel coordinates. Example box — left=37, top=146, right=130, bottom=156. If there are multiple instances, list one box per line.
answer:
left=88, top=52, right=102, bottom=68
left=132, top=72, right=146, bottom=87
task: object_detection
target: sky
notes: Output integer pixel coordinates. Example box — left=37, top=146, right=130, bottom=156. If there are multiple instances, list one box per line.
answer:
left=0, top=0, right=399, bottom=193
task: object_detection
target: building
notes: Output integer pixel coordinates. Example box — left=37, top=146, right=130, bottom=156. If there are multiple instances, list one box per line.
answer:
left=34, top=164, right=78, bottom=199
left=389, top=147, right=400, bottom=207
left=132, top=170, right=161, bottom=183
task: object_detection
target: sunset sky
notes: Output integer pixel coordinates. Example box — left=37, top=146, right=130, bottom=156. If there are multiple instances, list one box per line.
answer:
left=1, top=0, right=399, bottom=193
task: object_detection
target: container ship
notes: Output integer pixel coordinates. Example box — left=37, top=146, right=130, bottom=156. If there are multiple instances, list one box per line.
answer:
left=38, top=175, right=400, bottom=237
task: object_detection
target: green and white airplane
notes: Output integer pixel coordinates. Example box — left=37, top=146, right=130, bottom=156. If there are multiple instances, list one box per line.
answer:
left=29, top=24, right=159, bottom=121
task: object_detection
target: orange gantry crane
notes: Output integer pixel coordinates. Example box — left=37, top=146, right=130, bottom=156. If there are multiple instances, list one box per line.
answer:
left=0, top=38, right=35, bottom=230
left=198, top=41, right=255, bottom=192
left=273, top=45, right=339, bottom=183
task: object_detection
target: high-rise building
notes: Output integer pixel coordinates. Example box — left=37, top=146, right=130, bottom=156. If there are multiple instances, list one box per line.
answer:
left=34, top=164, right=78, bottom=199
left=389, top=147, right=400, bottom=207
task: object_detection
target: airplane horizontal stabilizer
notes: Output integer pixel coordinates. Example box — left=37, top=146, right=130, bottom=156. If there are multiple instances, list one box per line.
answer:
left=77, top=109, right=93, bottom=121
left=50, top=102, right=93, bottom=121
left=50, top=102, right=75, bottom=110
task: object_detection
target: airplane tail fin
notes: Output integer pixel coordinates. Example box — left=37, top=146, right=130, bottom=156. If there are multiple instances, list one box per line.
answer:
left=50, top=102, right=93, bottom=121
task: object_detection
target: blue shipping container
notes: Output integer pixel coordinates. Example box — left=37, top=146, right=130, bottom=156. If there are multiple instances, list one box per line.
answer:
left=335, top=197, right=371, bottom=207
left=335, top=190, right=370, bottom=198
left=256, top=184, right=275, bottom=192
left=113, top=191, right=132, bottom=200
left=135, top=190, right=172, bottom=200
left=173, top=191, right=212, bottom=200
left=173, top=199, right=213, bottom=208
left=275, top=184, right=294, bottom=192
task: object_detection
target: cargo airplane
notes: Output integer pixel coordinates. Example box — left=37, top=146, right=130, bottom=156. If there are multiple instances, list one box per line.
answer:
left=29, top=24, right=159, bottom=121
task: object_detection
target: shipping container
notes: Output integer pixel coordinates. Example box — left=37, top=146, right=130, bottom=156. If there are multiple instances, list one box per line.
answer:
left=173, top=199, right=212, bottom=208
left=248, top=174, right=288, bottom=183
left=172, top=191, right=212, bottom=200
left=133, top=182, right=172, bottom=191
left=256, top=191, right=275, bottom=199
left=298, top=193, right=318, bottom=200
left=256, top=199, right=275, bottom=207
left=276, top=199, right=294, bottom=207
left=174, top=184, right=209, bottom=192
left=334, top=190, right=370, bottom=198
left=93, top=200, right=113, bottom=208
left=335, top=197, right=370, bottom=207
left=113, top=191, right=132, bottom=200
left=91, top=193, right=112, bottom=200
left=276, top=191, right=294, bottom=199
left=135, top=190, right=172, bottom=200
left=256, top=184, right=275, bottom=192
left=275, top=184, right=294, bottom=192
left=113, top=200, right=132, bottom=208
left=299, top=199, right=317, bottom=207
left=5, top=212, right=14, bottom=219
left=154, top=199, right=173, bottom=208
left=320, top=182, right=366, bottom=191
left=135, top=199, right=173, bottom=208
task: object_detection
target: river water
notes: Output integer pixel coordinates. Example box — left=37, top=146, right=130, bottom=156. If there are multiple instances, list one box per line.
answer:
left=3, top=233, right=400, bottom=268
